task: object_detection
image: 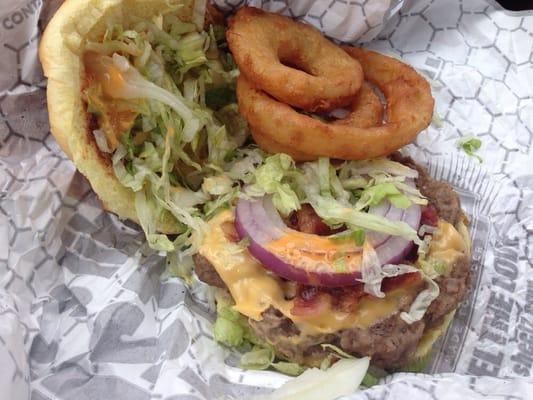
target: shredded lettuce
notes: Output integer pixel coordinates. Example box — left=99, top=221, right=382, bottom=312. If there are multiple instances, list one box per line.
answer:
left=240, top=347, right=275, bottom=369
left=86, top=11, right=249, bottom=254
left=214, top=316, right=245, bottom=347
left=360, top=239, right=422, bottom=297
left=419, top=258, right=448, bottom=279
left=212, top=290, right=305, bottom=376
left=338, top=159, right=419, bottom=179
left=309, top=196, right=421, bottom=244
left=134, top=190, right=175, bottom=251
left=92, top=129, right=112, bottom=153
left=400, top=274, right=440, bottom=324
left=213, top=290, right=248, bottom=347
left=202, top=174, right=233, bottom=196
left=361, top=372, right=380, bottom=387
left=84, top=6, right=431, bottom=271
left=457, top=135, right=483, bottom=162
left=400, top=352, right=432, bottom=373
left=166, top=251, right=194, bottom=284
left=271, top=362, right=307, bottom=376
left=356, top=182, right=411, bottom=210
left=246, top=154, right=300, bottom=216
left=330, top=229, right=366, bottom=246
left=321, top=344, right=354, bottom=359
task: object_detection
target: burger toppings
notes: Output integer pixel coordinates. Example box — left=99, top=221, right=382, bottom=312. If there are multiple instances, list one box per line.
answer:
left=232, top=163, right=423, bottom=287
left=196, top=156, right=470, bottom=370
left=78, top=10, right=435, bottom=269
left=290, top=272, right=422, bottom=316
left=71, top=4, right=469, bottom=376
left=81, top=17, right=245, bottom=253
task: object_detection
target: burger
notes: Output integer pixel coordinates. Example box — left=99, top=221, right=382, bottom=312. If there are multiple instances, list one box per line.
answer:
left=195, top=152, right=470, bottom=373
left=40, top=0, right=471, bottom=376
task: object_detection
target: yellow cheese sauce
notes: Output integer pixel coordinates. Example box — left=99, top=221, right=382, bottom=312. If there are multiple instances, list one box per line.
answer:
left=425, top=219, right=468, bottom=274
left=266, top=230, right=362, bottom=275
left=199, top=210, right=468, bottom=335
left=200, top=210, right=433, bottom=335
left=83, top=51, right=138, bottom=151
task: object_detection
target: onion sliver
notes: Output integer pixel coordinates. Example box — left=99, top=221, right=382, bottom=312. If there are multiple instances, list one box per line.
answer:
left=235, top=196, right=421, bottom=287
left=235, top=198, right=364, bottom=287
left=367, top=200, right=402, bottom=247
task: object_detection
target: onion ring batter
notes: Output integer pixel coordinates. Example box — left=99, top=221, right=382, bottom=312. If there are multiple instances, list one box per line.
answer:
left=227, top=7, right=364, bottom=112
left=237, top=47, right=434, bottom=160
left=250, top=83, right=384, bottom=161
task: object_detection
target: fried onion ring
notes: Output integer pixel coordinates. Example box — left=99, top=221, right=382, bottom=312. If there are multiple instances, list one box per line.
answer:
left=227, top=7, right=364, bottom=112
left=237, top=47, right=434, bottom=160
left=252, top=125, right=314, bottom=161
left=331, top=82, right=384, bottom=128
left=249, top=83, right=384, bottom=161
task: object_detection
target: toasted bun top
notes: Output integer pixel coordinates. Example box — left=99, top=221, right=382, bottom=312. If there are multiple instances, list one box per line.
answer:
left=39, top=0, right=195, bottom=233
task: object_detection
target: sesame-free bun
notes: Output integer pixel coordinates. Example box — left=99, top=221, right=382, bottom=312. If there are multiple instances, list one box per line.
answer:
left=39, top=0, right=194, bottom=233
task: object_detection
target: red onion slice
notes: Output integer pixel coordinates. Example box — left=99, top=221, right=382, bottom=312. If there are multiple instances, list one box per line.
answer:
left=367, top=201, right=404, bottom=247
left=235, top=196, right=421, bottom=287
left=376, top=203, right=421, bottom=265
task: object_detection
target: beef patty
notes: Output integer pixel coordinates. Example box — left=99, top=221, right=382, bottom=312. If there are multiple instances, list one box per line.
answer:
left=193, top=156, right=471, bottom=368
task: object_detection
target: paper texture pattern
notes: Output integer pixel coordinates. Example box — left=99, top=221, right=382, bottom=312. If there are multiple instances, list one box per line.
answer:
left=0, top=0, right=532, bottom=399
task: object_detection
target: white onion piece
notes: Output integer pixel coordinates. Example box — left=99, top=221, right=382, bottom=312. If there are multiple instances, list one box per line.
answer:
left=253, top=358, right=370, bottom=400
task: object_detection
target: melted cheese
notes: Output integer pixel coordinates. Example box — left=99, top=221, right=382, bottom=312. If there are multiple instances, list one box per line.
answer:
left=83, top=51, right=138, bottom=151
left=200, top=211, right=422, bottom=335
left=266, top=231, right=362, bottom=274
left=199, top=211, right=469, bottom=335
left=426, top=220, right=468, bottom=274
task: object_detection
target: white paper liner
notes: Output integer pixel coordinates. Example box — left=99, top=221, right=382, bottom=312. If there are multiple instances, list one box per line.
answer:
left=0, top=0, right=532, bottom=399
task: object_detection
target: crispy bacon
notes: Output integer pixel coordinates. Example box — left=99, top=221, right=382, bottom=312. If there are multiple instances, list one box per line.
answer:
left=291, top=286, right=332, bottom=316
left=421, top=204, right=439, bottom=227
left=287, top=204, right=341, bottom=236
left=291, top=284, right=365, bottom=316
left=290, top=272, right=422, bottom=316
left=328, top=285, right=366, bottom=313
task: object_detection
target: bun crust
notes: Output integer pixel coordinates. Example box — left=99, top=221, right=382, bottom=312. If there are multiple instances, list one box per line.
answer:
left=39, top=0, right=195, bottom=233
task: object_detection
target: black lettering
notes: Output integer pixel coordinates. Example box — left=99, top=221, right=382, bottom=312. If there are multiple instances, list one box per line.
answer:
left=468, top=358, right=495, bottom=375
left=494, top=257, right=518, bottom=280
left=22, top=4, right=36, bottom=18
left=2, top=0, right=43, bottom=31
left=511, top=352, right=533, bottom=367
left=2, top=18, right=14, bottom=30
left=483, top=329, right=506, bottom=345
left=513, top=363, right=530, bottom=377
left=491, top=276, right=515, bottom=292
left=526, top=281, right=533, bottom=315
left=519, top=341, right=533, bottom=355
left=11, top=12, right=23, bottom=25
left=473, top=348, right=503, bottom=366
left=468, top=353, right=501, bottom=376
left=487, top=308, right=509, bottom=332
left=489, top=291, right=514, bottom=313
left=519, top=316, right=533, bottom=335
left=468, top=348, right=503, bottom=376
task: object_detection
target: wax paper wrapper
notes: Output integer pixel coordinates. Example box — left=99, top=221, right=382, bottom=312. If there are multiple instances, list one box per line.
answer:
left=1, top=0, right=532, bottom=399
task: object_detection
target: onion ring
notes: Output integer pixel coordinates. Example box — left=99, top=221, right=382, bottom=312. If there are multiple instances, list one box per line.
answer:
left=227, top=7, right=364, bottom=112
left=252, top=126, right=314, bottom=161
left=237, top=47, right=434, bottom=160
left=331, top=82, right=384, bottom=128
left=250, top=82, right=384, bottom=161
